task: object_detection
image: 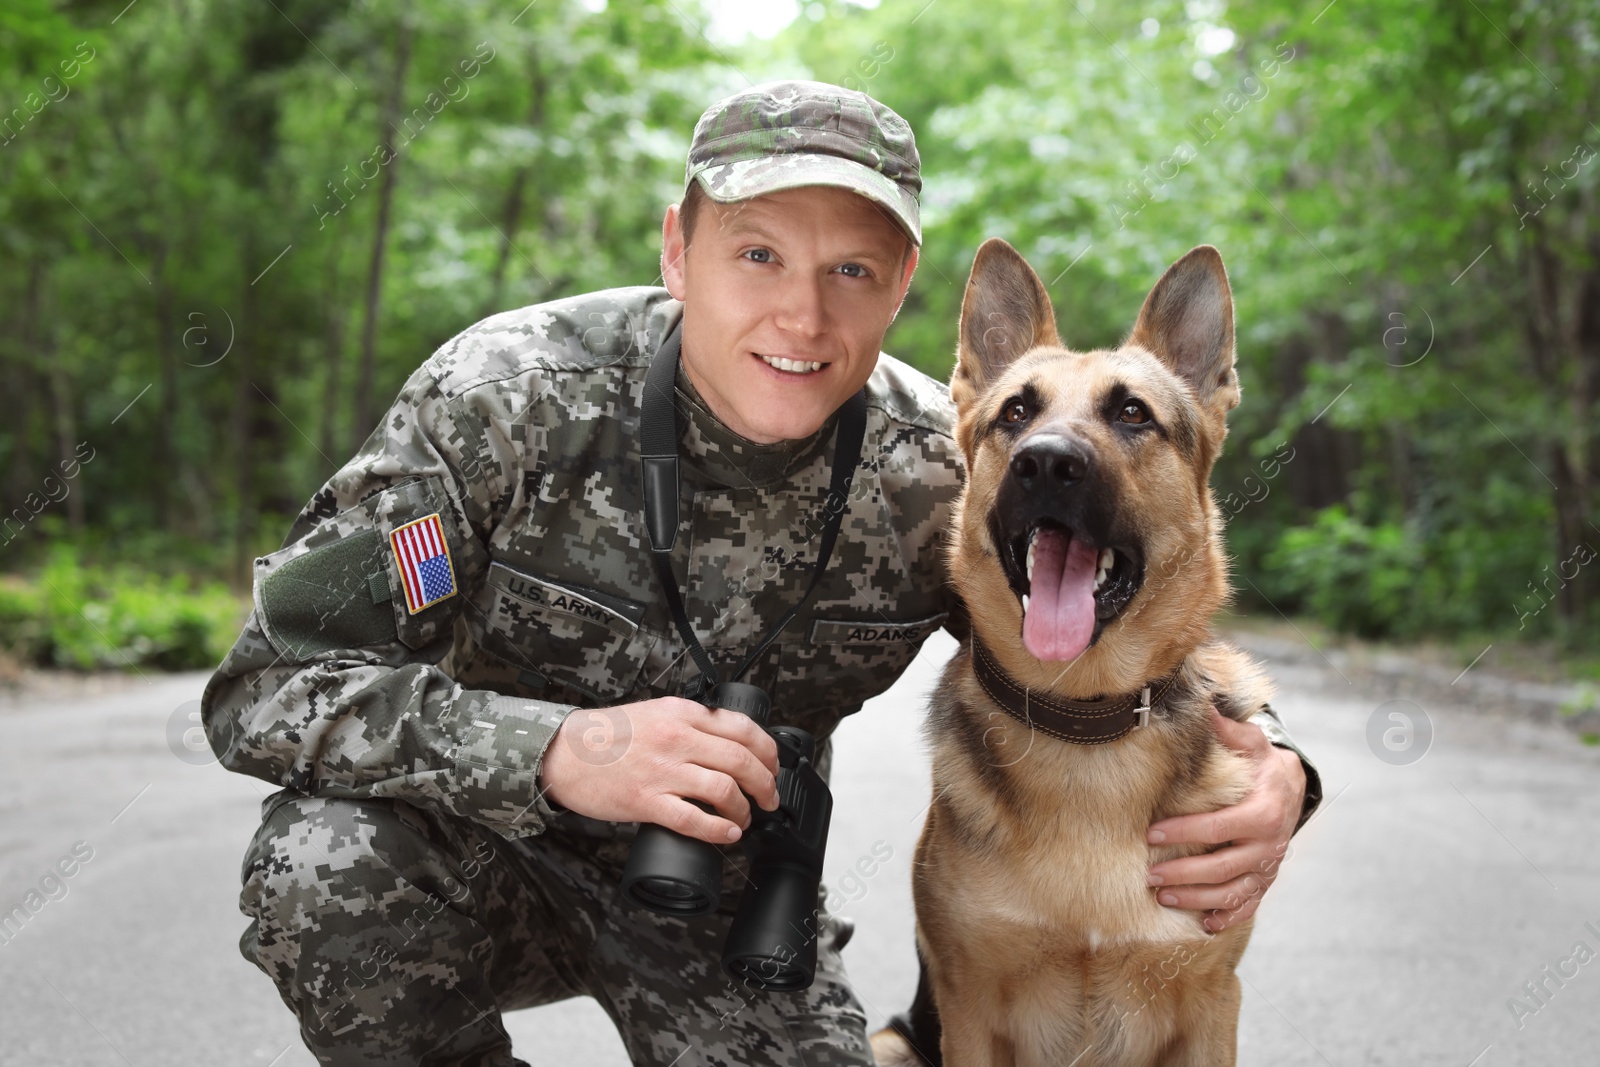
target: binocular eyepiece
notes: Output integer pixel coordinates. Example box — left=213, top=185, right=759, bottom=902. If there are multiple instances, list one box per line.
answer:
left=619, top=681, right=833, bottom=992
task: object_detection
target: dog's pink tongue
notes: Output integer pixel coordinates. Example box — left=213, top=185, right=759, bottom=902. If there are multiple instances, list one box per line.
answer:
left=1023, top=529, right=1099, bottom=661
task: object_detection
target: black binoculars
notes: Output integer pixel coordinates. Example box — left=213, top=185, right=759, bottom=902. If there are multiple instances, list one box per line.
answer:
left=619, top=681, right=833, bottom=992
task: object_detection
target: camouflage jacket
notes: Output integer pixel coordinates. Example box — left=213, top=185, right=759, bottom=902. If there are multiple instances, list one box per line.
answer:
left=201, top=286, right=1321, bottom=842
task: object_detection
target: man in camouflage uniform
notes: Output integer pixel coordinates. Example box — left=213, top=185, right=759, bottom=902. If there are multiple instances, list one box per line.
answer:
left=203, top=80, right=1322, bottom=1066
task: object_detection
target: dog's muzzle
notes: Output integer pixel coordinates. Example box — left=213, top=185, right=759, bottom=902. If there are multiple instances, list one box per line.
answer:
left=990, top=432, right=1144, bottom=661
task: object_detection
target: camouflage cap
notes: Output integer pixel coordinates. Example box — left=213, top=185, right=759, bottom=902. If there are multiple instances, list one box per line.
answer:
left=686, top=80, right=923, bottom=246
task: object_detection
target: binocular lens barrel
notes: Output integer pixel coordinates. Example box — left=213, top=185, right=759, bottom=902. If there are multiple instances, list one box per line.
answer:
left=620, top=822, right=723, bottom=915
left=619, top=683, right=770, bottom=915
left=720, top=860, right=821, bottom=991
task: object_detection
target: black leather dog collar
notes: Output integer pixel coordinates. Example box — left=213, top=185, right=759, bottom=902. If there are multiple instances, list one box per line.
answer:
left=969, top=638, right=1179, bottom=745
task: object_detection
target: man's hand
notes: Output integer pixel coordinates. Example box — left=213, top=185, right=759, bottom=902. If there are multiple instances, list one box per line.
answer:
left=1144, top=706, right=1306, bottom=933
left=537, top=697, right=781, bottom=845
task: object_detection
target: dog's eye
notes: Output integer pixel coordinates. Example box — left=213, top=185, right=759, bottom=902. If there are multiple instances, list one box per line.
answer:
left=1118, top=400, right=1150, bottom=425
left=1003, top=400, right=1029, bottom=424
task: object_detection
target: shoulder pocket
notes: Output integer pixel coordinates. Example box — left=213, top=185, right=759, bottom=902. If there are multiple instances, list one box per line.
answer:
left=467, top=561, right=655, bottom=705
left=258, top=530, right=395, bottom=659
left=254, top=474, right=480, bottom=659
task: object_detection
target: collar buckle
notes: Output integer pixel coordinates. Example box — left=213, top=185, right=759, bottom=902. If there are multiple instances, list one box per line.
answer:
left=1135, top=685, right=1153, bottom=729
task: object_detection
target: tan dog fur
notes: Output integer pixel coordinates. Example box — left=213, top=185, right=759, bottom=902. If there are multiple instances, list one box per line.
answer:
left=876, top=240, right=1273, bottom=1067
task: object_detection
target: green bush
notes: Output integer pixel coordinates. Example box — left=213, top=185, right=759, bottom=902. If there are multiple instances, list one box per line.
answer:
left=1250, top=496, right=1572, bottom=642
left=1259, top=505, right=1424, bottom=639
left=0, top=545, right=247, bottom=671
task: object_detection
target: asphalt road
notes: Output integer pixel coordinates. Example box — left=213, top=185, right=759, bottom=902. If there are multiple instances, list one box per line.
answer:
left=2, top=631, right=1597, bottom=1066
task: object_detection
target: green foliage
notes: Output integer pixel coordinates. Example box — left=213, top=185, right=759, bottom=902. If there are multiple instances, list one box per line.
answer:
left=1559, top=683, right=1599, bottom=719
left=1, top=0, right=721, bottom=554
left=0, top=545, right=247, bottom=671
left=2, top=0, right=1596, bottom=665
left=1261, top=505, right=1424, bottom=638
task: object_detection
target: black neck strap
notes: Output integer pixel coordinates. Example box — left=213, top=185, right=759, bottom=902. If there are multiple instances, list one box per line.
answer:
left=641, top=320, right=868, bottom=699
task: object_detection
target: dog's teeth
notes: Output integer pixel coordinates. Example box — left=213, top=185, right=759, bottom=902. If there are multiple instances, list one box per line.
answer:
left=1026, top=540, right=1036, bottom=582
left=1022, top=594, right=1030, bottom=615
left=1099, top=547, right=1114, bottom=571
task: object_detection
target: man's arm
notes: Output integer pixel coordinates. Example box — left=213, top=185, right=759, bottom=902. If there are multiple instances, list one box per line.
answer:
left=203, top=353, right=783, bottom=846
left=1247, top=703, right=1323, bottom=835
left=1146, top=705, right=1319, bottom=932
left=200, top=362, right=574, bottom=840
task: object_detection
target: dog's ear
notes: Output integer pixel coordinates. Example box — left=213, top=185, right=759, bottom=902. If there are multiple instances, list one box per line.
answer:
left=952, top=238, right=1060, bottom=410
left=1127, top=245, right=1240, bottom=418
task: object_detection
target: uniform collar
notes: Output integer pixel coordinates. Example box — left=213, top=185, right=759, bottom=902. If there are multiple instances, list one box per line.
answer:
left=671, top=344, right=843, bottom=490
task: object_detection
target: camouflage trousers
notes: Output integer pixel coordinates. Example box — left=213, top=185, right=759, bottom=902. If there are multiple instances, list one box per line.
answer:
left=238, top=790, right=874, bottom=1066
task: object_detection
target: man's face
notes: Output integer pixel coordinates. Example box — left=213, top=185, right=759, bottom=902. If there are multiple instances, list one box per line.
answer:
left=661, top=184, right=918, bottom=444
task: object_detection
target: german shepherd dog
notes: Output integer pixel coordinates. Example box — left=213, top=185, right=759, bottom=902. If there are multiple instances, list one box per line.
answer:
left=872, top=240, right=1271, bottom=1066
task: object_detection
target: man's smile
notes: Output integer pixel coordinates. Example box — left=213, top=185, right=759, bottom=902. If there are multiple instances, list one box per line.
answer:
left=754, top=353, right=830, bottom=376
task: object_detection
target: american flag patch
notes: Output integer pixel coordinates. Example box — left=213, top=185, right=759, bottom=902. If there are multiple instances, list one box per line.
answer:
left=389, top=514, right=457, bottom=615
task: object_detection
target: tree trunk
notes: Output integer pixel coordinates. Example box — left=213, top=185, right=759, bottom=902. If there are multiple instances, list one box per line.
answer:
left=481, top=55, right=548, bottom=319
left=351, top=19, right=414, bottom=454
left=319, top=237, right=347, bottom=470
left=26, top=258, right=86, bottom=533
left=8, top=260, right=45, bottom=513
left=1516, top=203, right=1594, bottom=634
left=47, top=362, right=84, bottom=533
left=232, top=232, right=259, bottom=584
left=1564, top=227, right=1600, bottom=628
left=152, top=241, right=180, bottom=529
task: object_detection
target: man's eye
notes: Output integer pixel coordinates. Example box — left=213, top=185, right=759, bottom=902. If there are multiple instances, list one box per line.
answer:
left=744, top=248, right=773, bottom=263
left=836, top=262, right=868, bottom=278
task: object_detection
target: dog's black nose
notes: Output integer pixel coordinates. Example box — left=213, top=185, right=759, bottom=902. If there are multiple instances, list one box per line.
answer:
left=1010, top=434, right=1091, bottom=487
